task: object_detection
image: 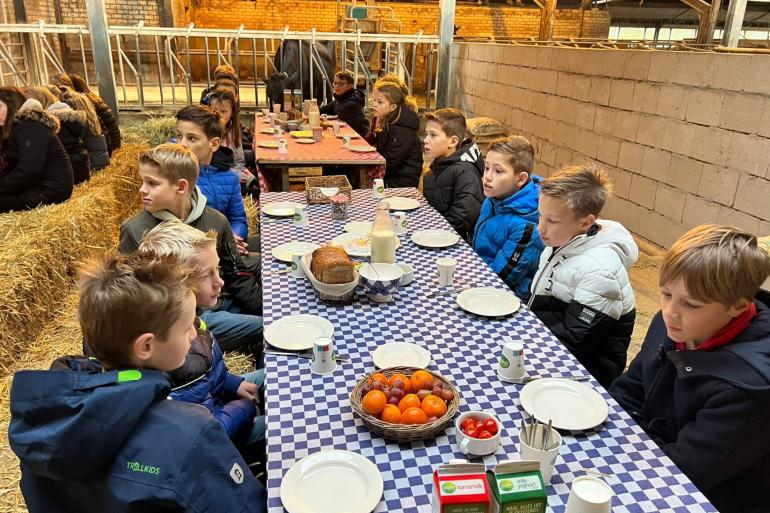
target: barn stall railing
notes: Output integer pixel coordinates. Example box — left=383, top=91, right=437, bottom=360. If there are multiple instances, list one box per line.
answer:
left=0, top=22, right=440, bottom=112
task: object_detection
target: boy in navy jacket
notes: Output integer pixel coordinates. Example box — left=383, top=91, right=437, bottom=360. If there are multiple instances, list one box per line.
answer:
left=472, top=136, right=544, bottom=298
left=610, top=225, right=770, bottom=513
left=9, top=252, right=266, bottom=513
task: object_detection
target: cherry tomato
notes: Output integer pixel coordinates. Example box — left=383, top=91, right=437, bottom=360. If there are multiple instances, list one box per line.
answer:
left=461, top=418, right=476, bottom=431
left=478, top=430, right=492, bottom=439
left=485, top=418, right=498, bottom=435
left=465, top=427, right=478, bottom=438
left=475, top=420, right=485, bottom=431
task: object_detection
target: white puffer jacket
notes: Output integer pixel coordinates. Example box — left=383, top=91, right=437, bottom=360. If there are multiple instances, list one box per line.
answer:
left=528, top=219, right=638, bottom=319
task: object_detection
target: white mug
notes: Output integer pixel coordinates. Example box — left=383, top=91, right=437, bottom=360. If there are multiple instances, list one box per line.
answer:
left=498, top=339, right=526, bottom=382
left=343, top=134, right=352, bottom=147
left=564, top=475, right=613, bottom=513
left=373, top=178, right=385, bottom=199
left=455, top=411, right=501, bottom=456
left=392, top=212, right=407, bottom=234
left=519, top=423, right=562, bottom=484
left=291, top=252, right=306, bottom=278
left=311, top=336, right=337, bottom=375
left=278, top=139, right=289, bottom=154
left=293, top=204, right=309, bottom=227
left=436, top=257, right=457, bottom=287
left=272, top=103, right=281, bottom=115
left=332, top=120, right=341, bottom=135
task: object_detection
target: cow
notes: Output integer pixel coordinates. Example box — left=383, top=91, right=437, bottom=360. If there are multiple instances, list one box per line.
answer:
left=264, top=40, right=336, bottom=108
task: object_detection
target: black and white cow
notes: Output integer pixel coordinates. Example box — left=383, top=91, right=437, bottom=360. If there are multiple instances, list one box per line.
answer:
left=264, top=40, right=336, bottom=108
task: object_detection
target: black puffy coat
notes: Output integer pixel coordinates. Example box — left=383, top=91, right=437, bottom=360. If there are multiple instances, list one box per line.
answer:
left=86, top=92, right=121, bottom=155
left=610, top=306, right=770, bottom=513
left=374, top=106, right=423, bottom=189
left=50, top=109, right=90, bottom=184
left=422, top=140, right=484, bottom=242
left=0, top=109, right=73, bottom=210
left=320, top=88, right=369, bottom=138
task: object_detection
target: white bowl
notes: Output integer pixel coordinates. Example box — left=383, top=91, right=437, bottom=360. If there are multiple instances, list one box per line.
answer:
left=358, top=263, right=403, bottom=302
left=397, top=263, right=414, bottom=286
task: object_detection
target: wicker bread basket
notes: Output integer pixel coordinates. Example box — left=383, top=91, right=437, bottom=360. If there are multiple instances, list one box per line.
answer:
left=306, top=175, right=353, bottom=204
left=350, top=366, right=461, bottom=442
left=300, top=252, right=358, bottom=305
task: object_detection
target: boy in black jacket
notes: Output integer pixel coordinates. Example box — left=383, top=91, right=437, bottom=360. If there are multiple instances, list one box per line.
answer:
left=610, top=224, right=770, bottom=513
left=422, top=108, right=484, bottom=242
left=320, top=70, right=369, bottom=138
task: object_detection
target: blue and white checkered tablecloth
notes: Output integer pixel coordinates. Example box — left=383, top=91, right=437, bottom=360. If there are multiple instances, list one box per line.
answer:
left=260, top=188, right=716, bottom=513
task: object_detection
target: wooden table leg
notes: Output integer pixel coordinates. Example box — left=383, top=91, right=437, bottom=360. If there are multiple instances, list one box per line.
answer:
left=358, top=166, right=368, bottom=190
left=281, top=167, right=290, bottom=192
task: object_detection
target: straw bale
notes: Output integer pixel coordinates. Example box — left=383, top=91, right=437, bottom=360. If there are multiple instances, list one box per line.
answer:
left=121, top=116, right=178, bottom=147
left=244, top=197, right=260, bottom=237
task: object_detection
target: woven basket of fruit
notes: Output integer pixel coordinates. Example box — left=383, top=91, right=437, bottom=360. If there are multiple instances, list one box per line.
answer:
left=350, top=367, right=461, bottom=442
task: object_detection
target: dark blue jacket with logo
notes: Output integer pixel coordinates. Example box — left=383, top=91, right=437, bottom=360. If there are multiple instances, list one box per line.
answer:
left=472, top=176, right=544, bottom=298
left=610, top=304, right=770, bottom=513
left=9, top=357, right=266, bottom=513
left=198, top=146, right=248, bottom=239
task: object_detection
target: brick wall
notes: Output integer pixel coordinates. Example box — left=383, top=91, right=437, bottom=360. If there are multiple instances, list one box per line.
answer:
left=449, top=43, right=770, bottom=247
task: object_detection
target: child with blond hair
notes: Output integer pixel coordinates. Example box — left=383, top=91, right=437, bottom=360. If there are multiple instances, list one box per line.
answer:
left=528, top=164, right=638, bottom=387
left=610, top=225, right=770, bottom=513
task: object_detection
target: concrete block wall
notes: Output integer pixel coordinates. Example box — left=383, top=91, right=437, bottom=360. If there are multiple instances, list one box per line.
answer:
left=449, top=43, right=770, bottom=247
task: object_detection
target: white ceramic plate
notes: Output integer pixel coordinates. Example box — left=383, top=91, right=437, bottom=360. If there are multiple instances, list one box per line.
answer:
left=263, top=201, right=304, bottom=217
left=335, top=132, right=360, bottom=139
left=520, top=378, right=609, bottom=431
left=383, top=196, right=420, bottom=211
left=280, top=450, right=383, bottom=513
left=456, top=287, right=521, bottom=317
left=264, top=314, right=334, bottom=351
left=257, top=140, right=279, bottom=148
left=410, top=229, right=460, bottom=249
left=372, top=342, right=431, bottom=369
left=271, top=241, right=320, bottom=262
left=344, top=221, right=372, bottom=235
left=348, top=145, right=376, bottom=153
left=260, top=128, right=279, bottom=134
left=331, top=232, right=400, bottom=258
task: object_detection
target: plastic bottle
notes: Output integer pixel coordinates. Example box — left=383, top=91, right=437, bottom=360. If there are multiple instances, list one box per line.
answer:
left=308, top=98, right=321, bottom=129
left=370, top=202, right=397, bottom=264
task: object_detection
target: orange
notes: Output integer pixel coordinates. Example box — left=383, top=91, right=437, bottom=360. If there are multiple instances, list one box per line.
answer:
left=398, top=393, right=421, bottom=412
left=370, top=373, right=389, bottom=387
left=362, top=390, right=387, bottom=415
left=421, top=395, right=448, bottom=418
left=401, top=407, right=428, bottom=424
left=380, top=404, right=402, bottom=424
left=410, top=370, right=434, bottom=392
left=388, top=373, right=412, bottom=393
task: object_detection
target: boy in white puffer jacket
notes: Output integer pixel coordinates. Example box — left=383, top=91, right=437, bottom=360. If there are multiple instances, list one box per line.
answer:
left=527, top=164, right=638, bottom=388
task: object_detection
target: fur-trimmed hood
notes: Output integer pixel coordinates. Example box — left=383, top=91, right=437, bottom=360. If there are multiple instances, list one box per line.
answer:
left=13, top=108, right=60, bottom=134
left=49, top=108, right=86, bottom=126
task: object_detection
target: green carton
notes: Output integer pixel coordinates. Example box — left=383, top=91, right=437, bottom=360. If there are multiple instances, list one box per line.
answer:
left=486, top=461, right=547, bottom=513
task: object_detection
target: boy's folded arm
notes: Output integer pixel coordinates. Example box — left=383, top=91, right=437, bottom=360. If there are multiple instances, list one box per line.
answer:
left=214, top=399, right=258, bottom=439
left=662, top=386, right=770, bottom=491
left=609, top=353, right=646, bottom=415
left=178, top=417, right=266, bottom=512
left=223, top=372, right=245, bottom=395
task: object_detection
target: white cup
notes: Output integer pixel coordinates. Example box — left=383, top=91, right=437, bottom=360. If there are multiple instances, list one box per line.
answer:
left=272, top=103, right=281, bottom=115
left=268, top=113, right=276, bottom=127
left=278, top=139, right=289, bottom=154
left=392, top=212, right=407, bottom=234
left=291, top=252, right=306, bottom=278
left=436, top=257, right=457, bottom=287
left=311, top=336, right=337, bottom=375
left=565, top=475, right=613, bottom=513
left=372, top=178, right=385, bottom=199
left=498, top=339, right=526, bottom=382
left=519, top=423, right=562, bottom=484
left=343, top=134, right=352, bottom=147
left=455, top=411, right=502, bottom=456
left=397, top=263, right=414, bottom=286
left=293, top=205, right=309, bottom=226
left=332, top=120, right=341, bottom=135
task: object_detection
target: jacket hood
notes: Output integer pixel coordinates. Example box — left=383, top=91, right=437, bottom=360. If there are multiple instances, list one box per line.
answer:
left=335, top=87, right=366, bottom=107
left=9, top=357, right=171, bottom=480
left=50, top=108, right=87, bottom=126
left=490, top=175, right=542, bottom=221
left=151, top=186, right=208, bottom=224
left=667, top=303, right=770, bottom=389
left=432, top=139, right=484, bottom=178
left=210, top=146, right=235, bottom=172
left=13, top=108, right=60, bottom=134
left=557, top=219, right=639, bottom=268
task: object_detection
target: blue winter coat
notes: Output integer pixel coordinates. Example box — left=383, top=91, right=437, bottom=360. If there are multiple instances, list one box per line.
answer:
left=472, top=176, right=544, bottom=298
left=198, top=147, right=248, bottom=239
left=168, top=318, right=256, bottom=440
left=9, top=357, right=266, bottom=513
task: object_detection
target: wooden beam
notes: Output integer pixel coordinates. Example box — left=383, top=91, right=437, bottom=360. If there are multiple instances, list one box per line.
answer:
left=696, top=0, right=721, bottom=45
left=539, top=0, right=558, bottom=41
left=680, top=0, right=709, bottom=14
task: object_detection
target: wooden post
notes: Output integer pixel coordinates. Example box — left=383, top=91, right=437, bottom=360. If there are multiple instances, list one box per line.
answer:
left=539, top=0, right=558, bottom=41
left=696, top=0, right=722, bottom=45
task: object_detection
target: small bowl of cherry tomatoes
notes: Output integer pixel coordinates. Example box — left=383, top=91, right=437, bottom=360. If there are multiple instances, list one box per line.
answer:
left=455, top=411, right=501, bottom=456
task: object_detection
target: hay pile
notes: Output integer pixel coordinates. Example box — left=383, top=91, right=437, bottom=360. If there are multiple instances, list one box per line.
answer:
left=121, top=116, right=178, bottom=147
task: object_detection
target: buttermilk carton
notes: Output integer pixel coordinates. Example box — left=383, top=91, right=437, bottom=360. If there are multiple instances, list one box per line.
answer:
left=432, top=461, right=491, bottom=513
left=486, top=461, right=547, bottom=513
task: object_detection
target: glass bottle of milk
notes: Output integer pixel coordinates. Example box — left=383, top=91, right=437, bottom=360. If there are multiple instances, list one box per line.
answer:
left=370, top=202, right=397, bottom=264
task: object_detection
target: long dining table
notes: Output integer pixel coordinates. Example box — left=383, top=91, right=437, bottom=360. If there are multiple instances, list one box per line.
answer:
left=260, top=187, right=717, bottom=513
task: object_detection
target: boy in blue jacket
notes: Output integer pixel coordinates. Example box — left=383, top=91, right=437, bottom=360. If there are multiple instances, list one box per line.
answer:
left=139, top=220, right=265, bottom=446
left=9, top=252, right=266, bottom=513
left=610, top=225, right=770, bottom=513
left=176, top=105, right=249, bottom=250
left=472, top=136, right=544, bottom=298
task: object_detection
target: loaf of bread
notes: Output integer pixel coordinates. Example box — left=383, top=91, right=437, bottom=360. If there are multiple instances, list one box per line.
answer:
left=311, top=246, right=356, bottom=284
